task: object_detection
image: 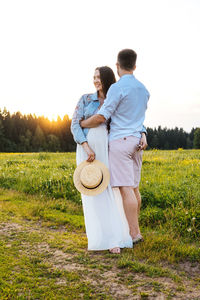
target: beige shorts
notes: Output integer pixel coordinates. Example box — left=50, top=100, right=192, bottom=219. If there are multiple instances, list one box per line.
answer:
left=108, top=136, right=143, bottom=188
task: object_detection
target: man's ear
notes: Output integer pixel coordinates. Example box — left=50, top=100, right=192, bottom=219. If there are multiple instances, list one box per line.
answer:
left=133, top=65, right=136, bottom=71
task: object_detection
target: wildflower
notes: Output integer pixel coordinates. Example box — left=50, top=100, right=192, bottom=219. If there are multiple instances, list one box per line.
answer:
left=192, top=217, right=196, bottom=221
left=187, top=228, right=192, bottom=232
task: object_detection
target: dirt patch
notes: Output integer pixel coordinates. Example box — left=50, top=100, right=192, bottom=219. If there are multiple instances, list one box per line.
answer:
left=55, top=278, right=67, bottom=286
left=178, top=261, right=200, bottom=277
left=0, top=222, right=22, bottom=234
left=1, top=221, right=200, bottom=299
left=83, top=268, right=134, bottom=299
left=101, top=271, right=134, bottom=299
left=35, top=242, right=85, bottom=272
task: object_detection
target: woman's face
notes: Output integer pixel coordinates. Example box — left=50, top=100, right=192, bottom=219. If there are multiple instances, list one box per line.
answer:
left=93, top=69, right=103, bottom=92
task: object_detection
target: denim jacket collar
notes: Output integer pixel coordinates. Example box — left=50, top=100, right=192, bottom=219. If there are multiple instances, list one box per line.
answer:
left=88, top=92, right=99, bottom=101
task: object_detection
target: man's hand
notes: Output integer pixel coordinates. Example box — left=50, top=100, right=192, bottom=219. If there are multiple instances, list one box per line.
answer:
left=80, top=119, right=87, bottom=128
left=81, top=142, right=95, bottom=162
left=138, top=133, right=148, bottom=150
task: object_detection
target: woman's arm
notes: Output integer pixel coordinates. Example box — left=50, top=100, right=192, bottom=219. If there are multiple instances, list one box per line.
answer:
left=81, top=142, right=95, bottom=162
left=71, top=95, right=87, bottom=144
left=71, top=95, right=96, bottom=161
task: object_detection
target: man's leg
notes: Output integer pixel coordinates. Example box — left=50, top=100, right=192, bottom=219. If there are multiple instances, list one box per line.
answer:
left=109, top=136, right=142, bottom=239
left=133, top=187, right=141, bottom=216
left=119, top=186, right=140, bottom=239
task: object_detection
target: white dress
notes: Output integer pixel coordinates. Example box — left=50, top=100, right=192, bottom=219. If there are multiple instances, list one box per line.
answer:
left=76, top=123, right=133, bottom=250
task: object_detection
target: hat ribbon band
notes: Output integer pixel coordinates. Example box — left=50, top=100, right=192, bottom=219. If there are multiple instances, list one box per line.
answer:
left=82, top=176, right=103, bottom=190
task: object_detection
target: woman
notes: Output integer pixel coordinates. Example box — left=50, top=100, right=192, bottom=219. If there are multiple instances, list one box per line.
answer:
left=71, top=66, right=132, bottom=253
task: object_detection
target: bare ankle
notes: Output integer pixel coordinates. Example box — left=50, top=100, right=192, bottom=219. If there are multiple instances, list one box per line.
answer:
left=130, top=229, right=140, bottom=239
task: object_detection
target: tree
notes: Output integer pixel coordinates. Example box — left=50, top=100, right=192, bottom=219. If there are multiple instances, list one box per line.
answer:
left=151, top=135, right=159, bottom=149
left=0, top=119, right=4, bottom=138
left=0, top=108, right=197, bottom=152
left=0, top=120, right=5, bottom=151
left=193, top=128, right=200, bottom=149
left=186, top=137, right=193, bottom=149
left=32, top=125, right=46, bottom=151
left=46, top=134, right=61, bottom=152
left=19, top=130, right=32, bottom=152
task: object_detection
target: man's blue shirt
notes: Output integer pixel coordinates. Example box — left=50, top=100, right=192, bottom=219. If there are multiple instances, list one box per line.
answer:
left=97, top=74, right=150, bottom=141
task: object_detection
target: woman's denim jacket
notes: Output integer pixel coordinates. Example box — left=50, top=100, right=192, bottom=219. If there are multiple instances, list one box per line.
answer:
left=71, top=92, right=100, bottom=144
left=71, top=91, right=147, bottom=145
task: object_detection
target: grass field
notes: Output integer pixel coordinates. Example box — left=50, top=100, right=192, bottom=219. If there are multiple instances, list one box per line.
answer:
left=0, top=150, right=200, bottom=299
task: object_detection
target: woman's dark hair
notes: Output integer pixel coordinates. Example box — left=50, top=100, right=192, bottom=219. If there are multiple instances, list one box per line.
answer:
left=117, top=49, right=137, bottom=71
left=95, top=66, right=115, bottom=133
left=95, top=66, right=116, bottom=97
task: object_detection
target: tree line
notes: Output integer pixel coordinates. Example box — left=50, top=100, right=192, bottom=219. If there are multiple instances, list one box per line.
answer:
left=0, top=108, right=75, bottom=152
left=0, top=108, right=199, bottom=152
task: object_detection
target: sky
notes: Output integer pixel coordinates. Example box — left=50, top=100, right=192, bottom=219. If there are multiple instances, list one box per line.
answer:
left=0, top=0, right=200, bottom=132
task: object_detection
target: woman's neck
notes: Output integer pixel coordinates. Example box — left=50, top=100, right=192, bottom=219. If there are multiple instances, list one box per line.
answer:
left=97, top=90, right=105, bottom=106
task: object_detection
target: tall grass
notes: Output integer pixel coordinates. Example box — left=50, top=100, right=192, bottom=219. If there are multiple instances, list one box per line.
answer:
left=0, top=150, right=199, bottom=239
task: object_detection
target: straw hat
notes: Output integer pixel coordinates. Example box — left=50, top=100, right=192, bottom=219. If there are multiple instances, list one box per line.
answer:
left=73, top=159, right=110, bottom=196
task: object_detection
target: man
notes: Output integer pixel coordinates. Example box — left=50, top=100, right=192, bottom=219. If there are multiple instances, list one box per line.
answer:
left=80, top=49, right=150, bottom=243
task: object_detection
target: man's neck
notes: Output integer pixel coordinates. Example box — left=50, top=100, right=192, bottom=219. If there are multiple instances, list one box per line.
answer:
left=119, top=70, right=133, bottom=77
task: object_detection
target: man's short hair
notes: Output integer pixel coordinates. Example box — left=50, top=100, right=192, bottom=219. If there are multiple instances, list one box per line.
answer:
left=117, top=49, right=137, bottom=71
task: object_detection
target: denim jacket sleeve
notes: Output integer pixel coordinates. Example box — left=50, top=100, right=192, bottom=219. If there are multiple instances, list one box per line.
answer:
left=71, top=95, right=88, bottom=144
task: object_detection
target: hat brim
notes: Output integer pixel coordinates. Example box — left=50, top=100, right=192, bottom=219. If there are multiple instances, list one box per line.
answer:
left=73, top=159, right=110, bottom=196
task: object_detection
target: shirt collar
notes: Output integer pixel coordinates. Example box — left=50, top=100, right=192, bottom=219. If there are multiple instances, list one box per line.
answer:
left=119, top=74, right=135, bottom=80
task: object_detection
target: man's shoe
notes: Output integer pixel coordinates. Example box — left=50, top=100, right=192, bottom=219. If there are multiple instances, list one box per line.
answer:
left=132, top=234, right=144, bottom=245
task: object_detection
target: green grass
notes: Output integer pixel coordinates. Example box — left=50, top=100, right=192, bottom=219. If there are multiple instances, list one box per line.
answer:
left=117, top=257, right=180, bottom=281
left=0, top=150, right=199, bottom=239
left=0, top=150, right=200, bottom=299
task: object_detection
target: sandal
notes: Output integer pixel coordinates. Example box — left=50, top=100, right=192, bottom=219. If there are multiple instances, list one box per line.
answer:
left=132, top=234, right=144, bottom=245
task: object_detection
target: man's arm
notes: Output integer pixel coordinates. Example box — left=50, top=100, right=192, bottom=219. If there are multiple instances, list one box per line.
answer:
left=97, top=84, right=122, bottom=120
left=80, top=114, right=105, bottom=128
left=81, top=84, right=122, bottom=129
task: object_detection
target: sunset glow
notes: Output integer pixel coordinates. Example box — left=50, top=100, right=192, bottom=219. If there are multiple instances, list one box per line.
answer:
left=0, top=0, right=200, bottom=131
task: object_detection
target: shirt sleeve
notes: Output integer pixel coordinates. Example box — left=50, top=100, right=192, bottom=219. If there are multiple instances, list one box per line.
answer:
left=141, top=88, right=150, bottom=134
left=141, top=125, right=147, bottom=134
left=97, top=84, right=122, bottom=120
left=70, top=95, right=87, bottom=144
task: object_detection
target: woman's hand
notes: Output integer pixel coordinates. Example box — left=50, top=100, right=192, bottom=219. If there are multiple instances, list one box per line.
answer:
left=81, top=142, right=96, bottom=162
left=138, top=133, right=148, bottom=150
